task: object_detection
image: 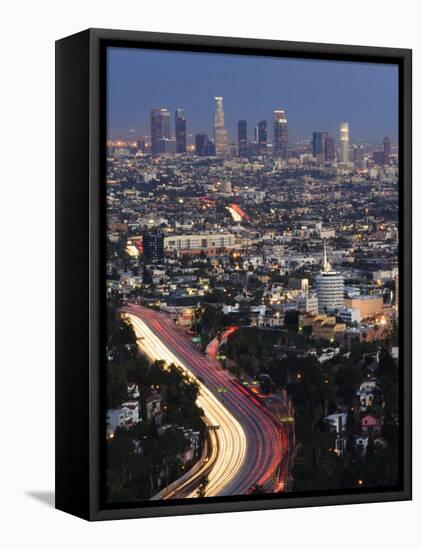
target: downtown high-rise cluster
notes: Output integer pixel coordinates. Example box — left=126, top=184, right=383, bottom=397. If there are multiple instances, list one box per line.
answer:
left=146, top=97, right=391, bottom=167
left=148, top=97, right=290, bottom=159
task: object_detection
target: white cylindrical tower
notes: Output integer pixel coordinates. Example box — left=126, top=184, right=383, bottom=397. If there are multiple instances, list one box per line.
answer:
left=316, top=242, right=344, bottom=313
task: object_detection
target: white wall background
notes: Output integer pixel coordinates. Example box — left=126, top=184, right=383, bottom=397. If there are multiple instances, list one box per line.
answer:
left=1, top=1, right=419, bottom=548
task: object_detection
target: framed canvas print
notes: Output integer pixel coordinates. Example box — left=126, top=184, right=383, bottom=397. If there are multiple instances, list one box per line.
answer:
left=55, top=28, right=412, bottom=521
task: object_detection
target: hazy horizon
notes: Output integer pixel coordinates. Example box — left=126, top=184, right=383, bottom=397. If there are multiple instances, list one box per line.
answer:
left=107, top=47, right=399, bottom=145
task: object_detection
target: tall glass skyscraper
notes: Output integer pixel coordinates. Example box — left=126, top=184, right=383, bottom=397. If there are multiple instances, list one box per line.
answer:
left=325, top=136, right=335, bottom=162
left=273, top=110, right=288, bottom=159
left=150, top=108, right=171, bottom=155
left=213, top=97, right=229, bottom=158
left=175, top=109, right=187, bottom=154
left=312, top=131, right=328, bottom=159
left=237, top=120, right=248, bottom=157
left=353, top=144, right=364, bottom=168
left=257, top=120, right=268, bottom=156
left=383, top=136, right=391, bottom=164
left=195, top=133, right=214, bottom=156
left=339, top=122, right=350, bottom=163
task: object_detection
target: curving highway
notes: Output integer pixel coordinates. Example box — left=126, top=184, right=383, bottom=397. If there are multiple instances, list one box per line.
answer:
left=206, top=325, right=239, bottom=359
left=123, top=304, right=283, bottom=498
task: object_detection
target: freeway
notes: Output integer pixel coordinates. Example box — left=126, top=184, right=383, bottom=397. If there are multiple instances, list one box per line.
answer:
left=206, top=325, right=239, bottom=359
left=122, top=303, right=284, bottom=498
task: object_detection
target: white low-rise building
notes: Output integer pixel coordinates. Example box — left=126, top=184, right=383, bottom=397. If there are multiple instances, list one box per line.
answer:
left=127, top=383, right=140, bottom=399
left=324, top=412, right=348, bottom=434
left=356, top=378, right=379, bottom=410
left=164, top=232, right=236, bottom=251
left=338, top=307, right=361, bottom=324
left=296, top=293, right=319, bottom=315
left=355, top=435, right=370, bottom=456
left=106, top=401, right=140, bottom=438
left=222, top=303, right=240, bottom=315
left=318, top=347, right=340, bottom=363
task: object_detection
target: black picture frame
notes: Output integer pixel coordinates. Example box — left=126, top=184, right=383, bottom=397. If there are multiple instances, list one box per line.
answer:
left=55, top=28, right=412, bottom=521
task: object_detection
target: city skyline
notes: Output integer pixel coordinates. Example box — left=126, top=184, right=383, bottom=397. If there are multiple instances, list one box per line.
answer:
left=105, top=45, right=400, bottom=504
left=107, top=47, right=398, bottom=143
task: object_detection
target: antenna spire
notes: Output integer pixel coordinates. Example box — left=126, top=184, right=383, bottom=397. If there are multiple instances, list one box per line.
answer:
left=323, top=239, right=328, bottom=272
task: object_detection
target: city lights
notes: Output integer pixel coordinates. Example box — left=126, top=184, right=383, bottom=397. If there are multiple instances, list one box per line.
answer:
left=105, top=51, right=400, bottom=504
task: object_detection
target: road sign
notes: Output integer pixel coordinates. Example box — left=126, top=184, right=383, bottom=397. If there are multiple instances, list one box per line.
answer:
left=279, top=416, right=295, bottom=423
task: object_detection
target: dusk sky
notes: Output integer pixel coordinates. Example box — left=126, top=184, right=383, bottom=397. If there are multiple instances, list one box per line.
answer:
left=107, top=46, right=398, bottom=145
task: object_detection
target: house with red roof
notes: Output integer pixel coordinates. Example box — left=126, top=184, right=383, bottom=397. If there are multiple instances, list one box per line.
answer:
left=360, top=414, right=382, bottom=434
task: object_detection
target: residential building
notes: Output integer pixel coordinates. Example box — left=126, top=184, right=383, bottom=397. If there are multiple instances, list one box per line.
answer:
left=325, top=412, right=348, bottom=434
left=360, top=414, right=382, bottom=434
left=106, top=401, right=140, bottom=438
left=145, top=394, right=162, bottom=420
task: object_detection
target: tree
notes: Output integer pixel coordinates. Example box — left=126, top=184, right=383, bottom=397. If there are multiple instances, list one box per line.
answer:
left=260, top=376, right=273, bottom=394
left=285, top=310, right=299, bottom=332
left=250, top=483, right=265, bottom=494
left=142, top=265, right=153, bottom=285
left=302, top=325, right=313, bottom=339
left=196, top=475, right=209, bottom=498
left=386, top=320, right=399, bottom=347
left=106, top=363, right=128, bottom=408
left=201, top=304, right=223, bottom=337
left=335, top=364, right=362, bottom=406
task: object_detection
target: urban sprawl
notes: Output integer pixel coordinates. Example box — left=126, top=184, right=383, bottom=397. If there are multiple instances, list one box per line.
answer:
left=105, top=97, right=400, bottom=503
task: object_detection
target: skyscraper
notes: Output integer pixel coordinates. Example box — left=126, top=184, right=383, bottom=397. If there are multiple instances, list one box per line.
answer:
left=312, top=131, right=328, bottom=160
left=175, top=109, right=187, bottom=154
left=316, top=242, right=345, bottom=313
left=195, top=133, right=214, bottom=156
left=237, top=120, right=248, bottom=157
left=213, top=97, right=229, bottom=158
left=257, top=120, right=267, bottom=156
left=136, top=138, right=146, bottom=153
left=155, top=138, right=176, bottom=155
left=325, top=136, right=335, bottom=162
left=143, top=230, right=164, bottom=263
left=273, top=110, right=288, bottom=159
left=339, top=122, right=350, bottom=163
left=383, top=137, right=391, bottom=165
left=150, top=108, right=171, bottom=155
left=353, top=144, right=364, bottom=168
